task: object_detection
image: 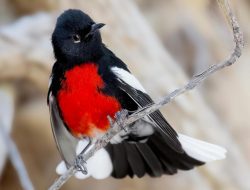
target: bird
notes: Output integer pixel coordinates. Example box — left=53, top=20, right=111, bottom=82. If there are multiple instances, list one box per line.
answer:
left=48, top=9, right=226, bottom=180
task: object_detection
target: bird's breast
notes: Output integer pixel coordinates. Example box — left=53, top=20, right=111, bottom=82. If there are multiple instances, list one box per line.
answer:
left=57, top=63, right=121, bottom=137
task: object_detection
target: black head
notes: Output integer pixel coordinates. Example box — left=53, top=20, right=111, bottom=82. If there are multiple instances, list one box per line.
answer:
left=52, top=9, right=105, bottom=65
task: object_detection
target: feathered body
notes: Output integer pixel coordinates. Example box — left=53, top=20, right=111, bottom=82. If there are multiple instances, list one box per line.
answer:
left=48, top=9, right=226, bottom=179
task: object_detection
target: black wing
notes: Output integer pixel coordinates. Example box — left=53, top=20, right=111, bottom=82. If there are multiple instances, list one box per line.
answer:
left=100, top=64, right=205, bottom=178
left=114, top=77, right=184, bottom=153
left=98, top=52, right=184, bottom=153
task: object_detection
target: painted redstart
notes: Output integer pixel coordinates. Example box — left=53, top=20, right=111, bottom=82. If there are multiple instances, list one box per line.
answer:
left=48, top=9, right=226, bottom=179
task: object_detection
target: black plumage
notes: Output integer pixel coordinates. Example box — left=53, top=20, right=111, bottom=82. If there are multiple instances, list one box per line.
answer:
left=123, top=142, right=145, bottom=177
left=105, top=131, right=204, bottom=178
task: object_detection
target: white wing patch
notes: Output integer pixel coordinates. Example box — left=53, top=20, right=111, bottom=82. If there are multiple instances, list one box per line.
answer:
left=111, top=67, right=146, bottom=93
left=56, top=139, right=113, bottom=180
left=178, top=134, right=227, bottom=162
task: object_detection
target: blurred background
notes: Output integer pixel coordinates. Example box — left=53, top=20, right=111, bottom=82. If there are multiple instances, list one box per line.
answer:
left=0, top=0, right=249, bottom=190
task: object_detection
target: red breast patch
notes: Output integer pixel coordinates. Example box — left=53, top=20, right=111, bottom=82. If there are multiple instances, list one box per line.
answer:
left=57, top=63, right=121, bottom=137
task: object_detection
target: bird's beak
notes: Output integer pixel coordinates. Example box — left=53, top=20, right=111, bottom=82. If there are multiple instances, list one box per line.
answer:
left=85, top=23, right=105, bottom=38
left=91, top=23, right=105, bottom=33
left=85, top=23, right=105, bottom=39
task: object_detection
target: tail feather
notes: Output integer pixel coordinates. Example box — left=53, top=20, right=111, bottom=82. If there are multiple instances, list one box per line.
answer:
left=148, top=131, right=204, bottom=172
left=110, top=143, right=129, bottom=178
left=123, top=142, right=146, bottom=177
left=56, top=133, right=226, bottom=180
left=136, top=143, right=163, bottom=177
left=178, top=134, right=227, bottom=163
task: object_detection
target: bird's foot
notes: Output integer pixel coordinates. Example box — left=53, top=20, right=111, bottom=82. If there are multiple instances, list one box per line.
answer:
left=74, top=154, right=88, bottom=175
left=107, top=115, right=114, bottom=126
left=115, top=109, right=129, bottom=132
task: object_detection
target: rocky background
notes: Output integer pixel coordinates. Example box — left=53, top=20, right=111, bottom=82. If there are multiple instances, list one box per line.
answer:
left=0, top=0, right=249, bottom=190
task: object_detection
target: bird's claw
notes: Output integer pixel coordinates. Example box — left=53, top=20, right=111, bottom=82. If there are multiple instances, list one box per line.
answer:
left=107, top=115, right=114, bottom=126
left=74, top=155, right=88, bottom=175
left=115, top=109, right=129, bottom=132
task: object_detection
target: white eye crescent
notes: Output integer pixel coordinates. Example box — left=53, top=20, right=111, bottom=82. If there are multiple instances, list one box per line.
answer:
left=72, top=34, right=81, bottom=43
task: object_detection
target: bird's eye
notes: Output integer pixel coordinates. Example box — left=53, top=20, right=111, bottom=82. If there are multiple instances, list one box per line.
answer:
left=72, top=34, right=81, bottom=43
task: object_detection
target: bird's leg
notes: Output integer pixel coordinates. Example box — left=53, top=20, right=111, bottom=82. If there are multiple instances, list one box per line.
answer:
left=74, top=137, right=92, bottom=175
left=107, top=115, right=114, bottom=126
left=114, top=109, right=129, bottom=132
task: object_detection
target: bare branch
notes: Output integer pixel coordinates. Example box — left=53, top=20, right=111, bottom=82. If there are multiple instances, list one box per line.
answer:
left=0, top=87, right=34, bottom=190
left=48, top=0, right=243, bottom=189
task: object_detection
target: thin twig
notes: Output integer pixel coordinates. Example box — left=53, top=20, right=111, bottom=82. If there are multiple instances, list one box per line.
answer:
left=0, top=88, right=34, bottom=190
left=48, top=0, right=243, bottom=189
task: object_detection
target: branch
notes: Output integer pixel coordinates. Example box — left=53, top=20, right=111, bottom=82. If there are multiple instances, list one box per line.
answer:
left=0, top=86, right=34, bottom=190
left=48, top=0, right=243, bottom=189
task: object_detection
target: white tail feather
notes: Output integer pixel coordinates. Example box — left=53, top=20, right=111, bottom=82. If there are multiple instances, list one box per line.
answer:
left=178, top=134, right=227, bottom=162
